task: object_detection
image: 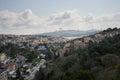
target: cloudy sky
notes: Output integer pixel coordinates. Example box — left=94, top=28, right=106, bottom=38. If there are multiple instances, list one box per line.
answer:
left=0, top=0, right=120, bottom=35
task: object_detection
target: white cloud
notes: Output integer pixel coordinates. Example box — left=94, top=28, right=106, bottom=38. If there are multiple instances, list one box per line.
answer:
left=0, top=9, right=46, bottom=34
left=48, top=10, right=79, bottom=25
left=0, top=9, right=120, bottom=34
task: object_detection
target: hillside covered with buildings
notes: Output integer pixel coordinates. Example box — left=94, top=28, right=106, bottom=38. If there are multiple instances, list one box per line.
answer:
left=0, top=28, right=120, bottom=80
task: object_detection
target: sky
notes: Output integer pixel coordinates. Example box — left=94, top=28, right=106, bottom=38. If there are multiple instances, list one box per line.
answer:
left=0, top=0, right=120, bottom=34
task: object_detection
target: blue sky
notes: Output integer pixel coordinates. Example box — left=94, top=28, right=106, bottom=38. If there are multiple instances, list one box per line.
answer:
left=0, top=0, right=120, bottom=16
left=0, top=0, right=120, bottom=34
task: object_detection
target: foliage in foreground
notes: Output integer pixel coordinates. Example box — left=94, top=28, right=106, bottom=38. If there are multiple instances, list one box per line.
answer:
left=34, top=34, right=120, bottom=80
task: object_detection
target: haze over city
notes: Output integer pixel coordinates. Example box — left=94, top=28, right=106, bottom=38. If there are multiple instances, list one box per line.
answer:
left=0, top=0, right=120, bottom=34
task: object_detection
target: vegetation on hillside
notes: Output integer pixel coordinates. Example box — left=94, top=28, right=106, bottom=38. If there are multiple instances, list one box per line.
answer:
left=0, top=43, right=37, bottom=61
left=34, top=33, right=120, bottom=80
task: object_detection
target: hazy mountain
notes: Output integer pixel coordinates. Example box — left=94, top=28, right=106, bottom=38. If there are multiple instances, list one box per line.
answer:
left=41, top=29, right=100, bottom=37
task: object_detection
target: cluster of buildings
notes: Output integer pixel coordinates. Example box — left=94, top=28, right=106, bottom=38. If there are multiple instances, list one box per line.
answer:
left=0, top=49, right=47, bottom=80
left=0, top=34, right=67, bottom=80
left=0, top=35, right=53, bottom=80
left=0, top=35, right=68, bottom=45
left=55, top=28, right=120, bottom=57
left=0, top=53, right=26, bottom=79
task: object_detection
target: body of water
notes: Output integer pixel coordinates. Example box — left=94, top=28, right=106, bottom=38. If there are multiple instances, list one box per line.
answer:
left=64, top=35, right=88, bottom=40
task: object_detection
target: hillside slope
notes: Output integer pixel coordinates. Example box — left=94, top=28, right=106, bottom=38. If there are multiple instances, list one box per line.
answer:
left=34, top=28, right=120, bottom=80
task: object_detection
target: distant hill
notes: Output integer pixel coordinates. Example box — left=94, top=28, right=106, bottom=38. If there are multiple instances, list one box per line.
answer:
left=41, top=29, right=100, bottom=37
